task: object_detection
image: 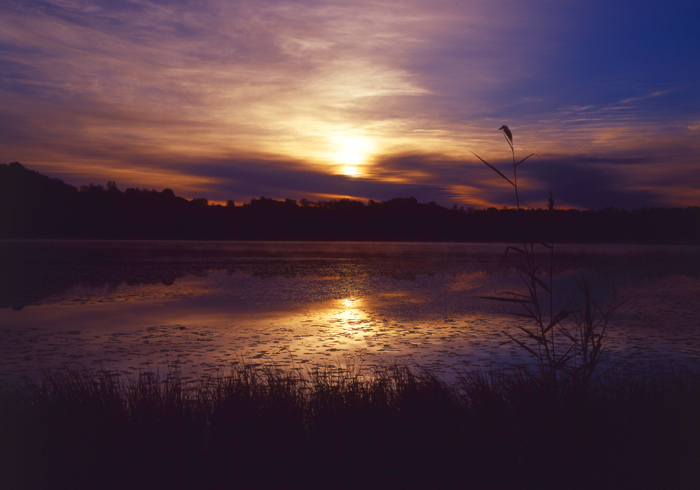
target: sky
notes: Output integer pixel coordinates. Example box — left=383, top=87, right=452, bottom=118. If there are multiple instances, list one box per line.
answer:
left=1, top=0, right=699, bottom=209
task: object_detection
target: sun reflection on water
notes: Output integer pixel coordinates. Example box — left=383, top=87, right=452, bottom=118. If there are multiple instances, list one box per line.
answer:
left=327, top=297, right=371, bottom=336
left=4, top=244, right=700, bottom=383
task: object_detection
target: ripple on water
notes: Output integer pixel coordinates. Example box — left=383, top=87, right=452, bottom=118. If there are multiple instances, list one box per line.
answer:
left=2, top=245, right=700, bottom=382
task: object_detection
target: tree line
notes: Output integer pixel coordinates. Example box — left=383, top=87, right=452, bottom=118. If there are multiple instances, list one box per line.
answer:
left=1, top=162, right=698, bottom=243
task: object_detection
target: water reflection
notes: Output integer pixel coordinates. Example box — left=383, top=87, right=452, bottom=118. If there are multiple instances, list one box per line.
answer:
left=332, top=298, right=367, bottom=332
left=1, top=241, right=700, bottom=381
left=447, top=270, right=489, bottom=292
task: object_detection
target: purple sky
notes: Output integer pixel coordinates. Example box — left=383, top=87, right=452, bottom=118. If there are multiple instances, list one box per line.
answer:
left=1, top=0, right=699, bottom=209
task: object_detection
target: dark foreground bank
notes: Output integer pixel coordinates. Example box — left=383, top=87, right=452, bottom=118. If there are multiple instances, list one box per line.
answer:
left=2, top=363, right=699, bottom=490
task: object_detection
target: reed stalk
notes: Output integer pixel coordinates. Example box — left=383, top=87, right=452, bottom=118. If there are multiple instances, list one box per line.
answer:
left=474, top=126, right=619, bottom=383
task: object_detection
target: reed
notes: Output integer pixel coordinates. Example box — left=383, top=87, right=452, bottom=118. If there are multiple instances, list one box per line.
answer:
left=1, top=363, right=699, bottom=489
left=473, top=126, right=619, bottom=383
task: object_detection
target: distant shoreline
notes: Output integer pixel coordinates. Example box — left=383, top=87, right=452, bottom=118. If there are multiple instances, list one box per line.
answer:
left=3, top=162, right=700, bottom=244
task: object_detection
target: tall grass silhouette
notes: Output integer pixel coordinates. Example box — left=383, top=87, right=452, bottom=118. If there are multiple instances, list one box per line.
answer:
left=3, top=363, right=699, bottom=489
left=473, top=126, right=619, bottom=382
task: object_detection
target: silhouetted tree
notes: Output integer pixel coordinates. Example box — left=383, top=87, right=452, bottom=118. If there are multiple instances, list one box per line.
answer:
left=1, top=162, right=699, bottom=243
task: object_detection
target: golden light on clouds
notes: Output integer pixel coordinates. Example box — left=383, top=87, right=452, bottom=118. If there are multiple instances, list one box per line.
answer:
left=1, top=0, right=698, bottom=209
left=328, top=134, right=376, bottom=177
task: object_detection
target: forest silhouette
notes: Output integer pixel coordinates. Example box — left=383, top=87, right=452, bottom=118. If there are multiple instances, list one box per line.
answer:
left=2, top=162, right=699, bottom=243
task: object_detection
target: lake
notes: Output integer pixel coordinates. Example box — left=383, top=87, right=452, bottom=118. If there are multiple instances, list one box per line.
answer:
left=1, top=240, right=699, bottom=382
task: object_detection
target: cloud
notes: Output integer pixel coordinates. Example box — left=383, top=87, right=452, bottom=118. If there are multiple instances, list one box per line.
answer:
left=517, top=158, right=664, bottom=210
left=1, top=0, right=698, bottom=210
left=162, top=154, right=463, bottom=205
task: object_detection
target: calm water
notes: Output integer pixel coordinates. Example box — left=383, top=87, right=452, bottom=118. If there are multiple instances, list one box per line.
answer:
left=1, top=240, right=699, bottom=382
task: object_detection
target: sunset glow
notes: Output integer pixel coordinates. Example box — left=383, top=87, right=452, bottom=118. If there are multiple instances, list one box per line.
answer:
left=329, top=135, right=375, bottom=177
left=1, top=0, right=698, bottom=209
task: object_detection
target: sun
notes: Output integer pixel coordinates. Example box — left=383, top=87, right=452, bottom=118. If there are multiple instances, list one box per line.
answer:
left=330, top=135, right=374, bottom=177
left=341, top=164, right=361, bottom=177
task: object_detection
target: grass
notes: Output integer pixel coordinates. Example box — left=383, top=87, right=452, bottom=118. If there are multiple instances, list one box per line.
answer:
left=474, top=125, right=620, bottom=383
left=1, top=363, right=700, bottom=489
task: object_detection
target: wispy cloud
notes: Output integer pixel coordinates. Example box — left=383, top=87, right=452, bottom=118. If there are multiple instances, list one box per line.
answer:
left=1, top=0, right=698, bottom=209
